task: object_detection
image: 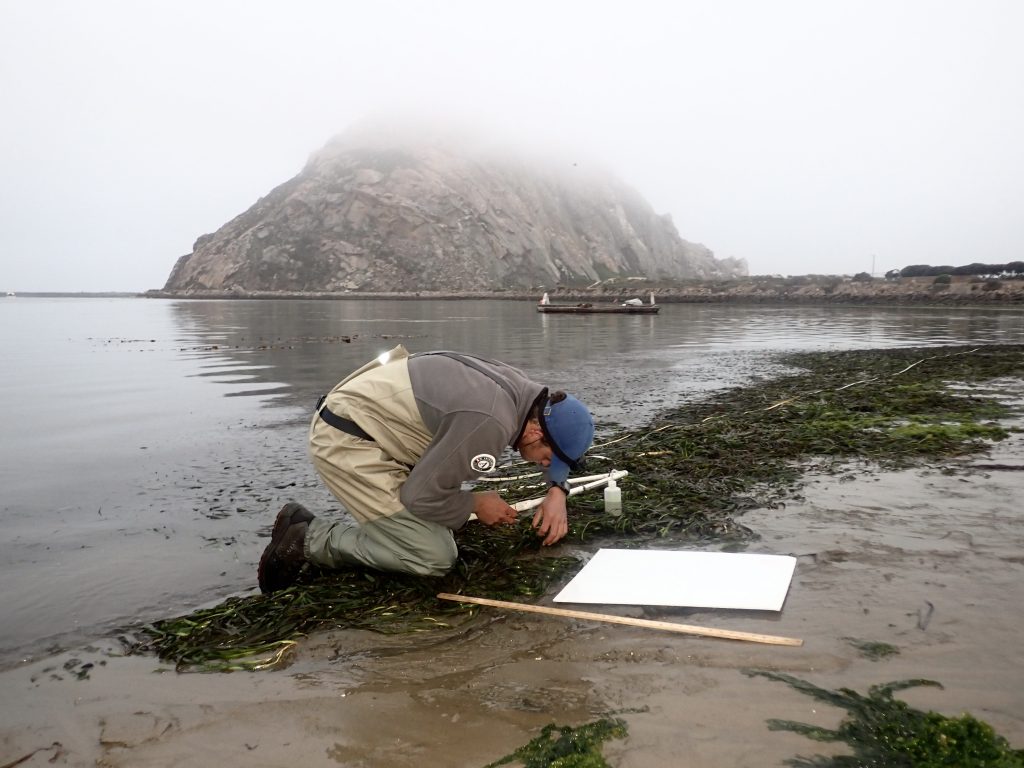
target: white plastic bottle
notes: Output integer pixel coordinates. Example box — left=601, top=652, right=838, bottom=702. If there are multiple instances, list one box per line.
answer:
left=604, top=479, right=622, bottom=516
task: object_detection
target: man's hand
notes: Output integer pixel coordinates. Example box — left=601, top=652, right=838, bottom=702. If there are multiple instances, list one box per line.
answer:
left=532, top=486, right=569, bottom=546
left=472, top=492, right=517, bottom=527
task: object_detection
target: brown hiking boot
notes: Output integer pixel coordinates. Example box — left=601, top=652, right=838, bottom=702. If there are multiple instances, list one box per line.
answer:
left=258, top=502, right=315, bottom=594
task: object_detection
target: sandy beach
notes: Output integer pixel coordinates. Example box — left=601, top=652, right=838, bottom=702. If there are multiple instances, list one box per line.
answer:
left=2, top=413, right=1022, bottom=767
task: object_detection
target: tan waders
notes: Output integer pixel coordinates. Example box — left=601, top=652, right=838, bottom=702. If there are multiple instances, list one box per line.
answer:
left=304, top=346, right=458, bottom=577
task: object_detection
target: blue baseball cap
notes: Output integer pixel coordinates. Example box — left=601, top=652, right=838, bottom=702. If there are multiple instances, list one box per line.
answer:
left=538, top=393, right=594, bottom=485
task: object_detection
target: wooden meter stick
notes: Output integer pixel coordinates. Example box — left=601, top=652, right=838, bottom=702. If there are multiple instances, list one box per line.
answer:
left=437, top=593, right=803, bottom=647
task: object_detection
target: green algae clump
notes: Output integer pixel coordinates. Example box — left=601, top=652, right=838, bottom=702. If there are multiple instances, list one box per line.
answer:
left=842, top=637, right=900, bottom=661
left=484, top=718, right=628, bottom=768
left=745, top=670, right=1024, bottom=767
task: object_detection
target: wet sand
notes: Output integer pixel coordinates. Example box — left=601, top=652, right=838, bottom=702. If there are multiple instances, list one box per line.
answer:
left=2, top=431, right=1023, bottom=766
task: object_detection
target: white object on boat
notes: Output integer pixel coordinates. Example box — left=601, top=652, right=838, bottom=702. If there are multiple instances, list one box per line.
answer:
left=621, top=297, right=643, bottom=306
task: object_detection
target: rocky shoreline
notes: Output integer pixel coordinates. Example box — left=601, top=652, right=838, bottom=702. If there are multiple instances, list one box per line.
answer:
left=145, top=274, right=1024, bottom=305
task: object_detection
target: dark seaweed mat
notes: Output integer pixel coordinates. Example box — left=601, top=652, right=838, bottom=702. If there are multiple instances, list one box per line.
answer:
left=135, top=344, right=1024, bottom=669
left=745, top=670, right=1024, bottom=767
left=483, top=717, right=628, bottom=768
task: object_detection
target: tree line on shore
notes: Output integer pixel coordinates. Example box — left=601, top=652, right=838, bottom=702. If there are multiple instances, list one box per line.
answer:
left=886, top=261, right=1024, bottom=279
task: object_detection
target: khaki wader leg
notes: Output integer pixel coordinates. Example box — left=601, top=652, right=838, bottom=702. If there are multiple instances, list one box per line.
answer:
left=306, top=363, right=457, bottom=576
left=304, top=511, right=457, bottom=577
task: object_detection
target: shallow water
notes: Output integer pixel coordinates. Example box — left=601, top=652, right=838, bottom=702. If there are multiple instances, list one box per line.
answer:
left=1, top=296, right=1022, bottom=666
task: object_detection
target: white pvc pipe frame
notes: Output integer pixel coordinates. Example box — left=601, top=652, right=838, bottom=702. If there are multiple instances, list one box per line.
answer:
left=468, top=469, right=628, bottom=520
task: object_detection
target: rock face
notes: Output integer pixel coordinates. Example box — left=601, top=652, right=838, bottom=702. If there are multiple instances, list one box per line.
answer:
left=163, top=124, right=746, bottom=293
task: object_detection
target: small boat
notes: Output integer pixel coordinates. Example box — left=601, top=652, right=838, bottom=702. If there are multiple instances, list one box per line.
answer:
left=537, top=292, right=660, bottom=315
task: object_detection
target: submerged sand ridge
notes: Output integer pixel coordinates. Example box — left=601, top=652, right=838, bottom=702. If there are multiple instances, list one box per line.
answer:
left=2, top=423, right=1022, bottom=767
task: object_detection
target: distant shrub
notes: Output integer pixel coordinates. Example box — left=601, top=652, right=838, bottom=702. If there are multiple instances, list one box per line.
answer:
left=853, top=272, right=873, bottom=282
left=933, top=274, right=952, bottom=285
left=982, top=280, right=1001, bottom=292
left=898, top=261, right=1024, bottom=277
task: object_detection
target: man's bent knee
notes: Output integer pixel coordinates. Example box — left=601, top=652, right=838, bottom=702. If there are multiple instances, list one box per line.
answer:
left=404, top=535, right=458, bottom=577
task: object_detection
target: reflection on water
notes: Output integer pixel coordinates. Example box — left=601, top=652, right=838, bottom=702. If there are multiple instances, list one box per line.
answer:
left=168, top=299, right=1024, bottom=420
left=163, top=296, right=1024, bottom=411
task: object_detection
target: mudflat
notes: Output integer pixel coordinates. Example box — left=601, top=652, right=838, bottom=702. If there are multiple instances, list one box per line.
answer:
left=2, top=426, right=1022, bottom=767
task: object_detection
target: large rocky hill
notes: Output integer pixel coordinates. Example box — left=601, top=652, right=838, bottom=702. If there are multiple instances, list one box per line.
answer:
left=162, top=124, right=745, bottom=293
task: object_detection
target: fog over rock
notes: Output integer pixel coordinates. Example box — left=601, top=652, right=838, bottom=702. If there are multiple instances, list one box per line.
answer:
left=163, top=122, right=746, bottom=293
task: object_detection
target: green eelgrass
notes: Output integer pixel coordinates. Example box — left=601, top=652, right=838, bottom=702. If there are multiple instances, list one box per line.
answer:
left=744, top=670, right=1024, bottom=767
left=483, top=718, right=628, bottom=768
left=843, top=637, right=900, bottom=661
left=141, top=524, right=579, bottom=671
left=134, top=344, right=1024, bottom=670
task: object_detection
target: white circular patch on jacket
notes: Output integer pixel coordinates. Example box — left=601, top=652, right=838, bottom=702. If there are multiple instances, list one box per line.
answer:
left=470, top=453, right=497, bottom=473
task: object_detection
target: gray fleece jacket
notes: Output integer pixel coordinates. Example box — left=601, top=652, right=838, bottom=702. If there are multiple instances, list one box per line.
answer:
left=333, top=354, right=544, bottom=528
left=402, top=353, right=545, bottom=528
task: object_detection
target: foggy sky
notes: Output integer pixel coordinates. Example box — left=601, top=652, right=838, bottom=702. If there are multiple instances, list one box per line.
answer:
left=2, top=0, right=1022, bottom=291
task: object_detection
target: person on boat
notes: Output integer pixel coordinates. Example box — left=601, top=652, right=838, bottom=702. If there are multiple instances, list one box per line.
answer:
left=257, top=345, right=595, bottom=593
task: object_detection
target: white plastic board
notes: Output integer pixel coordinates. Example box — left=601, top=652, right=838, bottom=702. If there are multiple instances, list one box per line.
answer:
left=553, top=548, right=797, bottom=611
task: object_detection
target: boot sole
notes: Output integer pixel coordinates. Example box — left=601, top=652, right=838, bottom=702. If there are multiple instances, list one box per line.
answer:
left=258, top=502, right=313, bottom=593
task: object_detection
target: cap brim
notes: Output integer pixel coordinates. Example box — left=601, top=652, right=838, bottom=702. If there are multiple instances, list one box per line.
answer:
left=546, top=456, right=571, bottom=486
